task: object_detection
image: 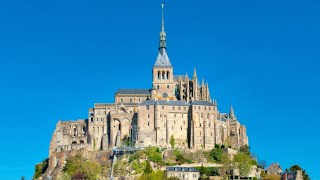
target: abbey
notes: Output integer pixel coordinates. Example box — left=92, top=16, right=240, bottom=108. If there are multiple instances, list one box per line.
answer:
left=48, top=6, right=248, bottom=158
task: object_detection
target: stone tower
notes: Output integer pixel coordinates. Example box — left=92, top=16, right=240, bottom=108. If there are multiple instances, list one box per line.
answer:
left=152, top=4, right=176, bottom=101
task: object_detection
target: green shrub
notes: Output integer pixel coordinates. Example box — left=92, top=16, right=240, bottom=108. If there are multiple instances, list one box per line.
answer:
left=144, top=160, right=153, bottom=174
left=145, top=147, right=163, bottom=163
left=33, top=158, right=48, bottom=179
left=209, top=148, right=223, bottom=162
left=63, top=154, right=101, bottom=179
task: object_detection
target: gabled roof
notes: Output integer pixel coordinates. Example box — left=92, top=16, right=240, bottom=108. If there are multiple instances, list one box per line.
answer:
left=154, top=48, right=172, bottom=67
left=116, top=89, right=150, bottom=95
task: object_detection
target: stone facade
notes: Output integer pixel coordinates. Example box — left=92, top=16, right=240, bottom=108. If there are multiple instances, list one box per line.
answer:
left=48, top=6, right=249, bottom=158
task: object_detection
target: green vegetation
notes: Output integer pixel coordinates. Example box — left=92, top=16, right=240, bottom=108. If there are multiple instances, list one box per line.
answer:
left=145, top=147, right=163, bottom=163
left=57, top=172, right=71, bottom=180
left=263, top=174, right=280, bottom=180
left=209, top=147, right=223, bottom=162
left=62, top=154, right=101, bottom=179
left=288, top=164, right=310, bottom=180
left=144, top=160, right=153, bottom=174
left=173, top=149, right=192, bottom=164
left=239, top=144, right=250, bottom=156
left=170, top=135, right=175, bottom=148
left=196, top=165, right=219, bottom=178
left=33, top=158, right=48, bottom=179
left=234, top=152, right=253, bottom=177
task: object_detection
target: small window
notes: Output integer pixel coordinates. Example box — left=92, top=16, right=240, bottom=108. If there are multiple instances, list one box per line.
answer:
left=178, top=107, right=181, bottom=110
left=173, top=107, right=175, bottom=110
left=121, top=98, right=123, bottom=103
left=157, top=85, right=160, bottom=89
left=198, top=106, right=200, bottom=110
left=146, top=105, right=150, bottom=110
left=162, top=106, right=164, bottom=110
left=130, top=98, right=132, bottom=103
left=174, top=120, right=175, bottom=124
left=148, top=113, right=150, bottom=118
left=181, top=126, right=182, bottom=130
left=167, top=85, right=169, bottom=89
left=148, top=121, right=150, bottom=126
left=174, top=114, right=176, bottom=118
left=205, top=107, right=207, bottom=110
left=184, top=107, right=186, bottom=111
left=209, top=107, right=211, bottom=110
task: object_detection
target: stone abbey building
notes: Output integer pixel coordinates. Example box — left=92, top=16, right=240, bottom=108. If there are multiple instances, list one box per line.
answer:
left=48, top=6, right=249, bottom=158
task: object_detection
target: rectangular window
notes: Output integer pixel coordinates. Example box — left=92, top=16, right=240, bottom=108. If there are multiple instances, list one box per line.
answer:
left=173, top=106, right=175, bottom=110
left=146, top=105, right=150, bottom=110
left=184, top=107, right=186, bottom=111
left=178, top=107, right=181, bottom=110
left=162, top=106, right=164, bottom=110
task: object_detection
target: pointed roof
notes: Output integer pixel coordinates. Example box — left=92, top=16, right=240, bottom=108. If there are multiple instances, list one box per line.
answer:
left=230, top=106, right=235, bottom=119
left=193, top=67, right=197, bottom=78
left=154, top=48, right=172, bottom=67
left=154, top=4, right=172, bottom=68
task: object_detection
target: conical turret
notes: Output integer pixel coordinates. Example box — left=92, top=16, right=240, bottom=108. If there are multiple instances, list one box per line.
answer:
left=230, top=106, right=236, bottom=119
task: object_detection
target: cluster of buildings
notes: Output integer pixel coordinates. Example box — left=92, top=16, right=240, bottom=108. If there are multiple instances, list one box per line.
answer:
left=48, top=3, right=249, bottom=159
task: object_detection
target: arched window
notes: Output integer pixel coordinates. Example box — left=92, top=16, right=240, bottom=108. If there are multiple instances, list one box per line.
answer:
left=158, top=71, right=160, bottom=80
left=162, top=71, right=165, bottom=80
left=167, top=71, right=169, bottom=79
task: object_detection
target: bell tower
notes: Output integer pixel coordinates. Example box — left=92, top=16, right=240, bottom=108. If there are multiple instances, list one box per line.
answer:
left=152, top=4, right=175, bottom=100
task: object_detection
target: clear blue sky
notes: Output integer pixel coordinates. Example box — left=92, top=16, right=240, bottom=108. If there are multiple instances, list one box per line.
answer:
left=0, top=0, right=319, bottom=179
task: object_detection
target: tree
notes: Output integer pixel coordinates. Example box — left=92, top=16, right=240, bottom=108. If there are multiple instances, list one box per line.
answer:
left=63, top=154, right=101, bottom=179
left=289, top=165, right=310, bottom=180
left=144, top=160, right=153, bottom=174
left=234, top=153, right=252, bottom=178
left=170, top=135, right=175, bottom=148
left=239, top=145, right=250, bottom=156
left=209, top=148, right=223, bottom=162
left=258, top=159, right=267, bottom=169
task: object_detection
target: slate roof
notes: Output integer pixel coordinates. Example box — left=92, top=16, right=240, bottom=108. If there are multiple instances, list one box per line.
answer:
left=139, top=100, right=189, bottom=106
left=116, top=89, right=150, bottom=95
left=191, top=100, right=214, bottom=106
left=166, top=166, right=199, bottom=172
left=154, top=48, right=172, bottom=67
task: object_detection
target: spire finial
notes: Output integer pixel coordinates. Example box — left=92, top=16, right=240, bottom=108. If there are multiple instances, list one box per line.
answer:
left=193, top=67, right=197, bottom=78
left=159, top=3, right=166, bottom=49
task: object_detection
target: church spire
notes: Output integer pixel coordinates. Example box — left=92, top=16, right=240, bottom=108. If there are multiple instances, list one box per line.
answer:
left=154, top=3, right=171, bottom=67
left=159, top=3, right=166, bottom=49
